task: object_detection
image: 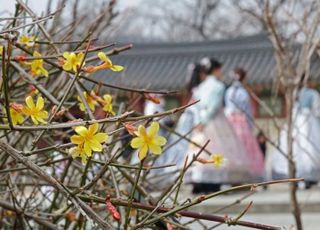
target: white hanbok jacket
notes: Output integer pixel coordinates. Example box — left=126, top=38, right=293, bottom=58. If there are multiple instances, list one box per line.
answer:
left=272, top=87, right=320, bottom=181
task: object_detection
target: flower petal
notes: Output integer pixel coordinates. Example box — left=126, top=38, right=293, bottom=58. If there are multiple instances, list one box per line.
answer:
left=77, top=52, right=84, bottom=62
left=103, top=94, right=112, bottom=103
left=94, top=133, right=108, bottom=143
left=63, top=52, right=70, bottom=59
left=111, top=65, right=124, bottom=72
left=36, top=96, right=44, bottom=110
left=79, top=103, right=85, bottom=111
left=17, top=115, right=24, bottom=124
left=31, top=115, right=39, bottom=125
left=138, top=145, right=148, bottom=161
left=84, top=142, right=92, bottom=156
left=69, top=52, right=76, bottom=60
left=88, top=102, right=96, bottom=111
left=88, top=123, right=99, bottom=136
left=38, top=111, right=48, bottom=119
left=37, top=118, right=47, bottom=124
left=137, top=125, right=147, bottom=138
left=40, top=66, right=48, bottom=77
left=75, top=126, right=88, bottom=137
left=148, top=122, right=159, bottom=137
left=21, top=107, right=31, bottom=116
left=89, top=139, right=102, bottom=152
left=149, top=143, right=162, bottom=155
left=152, top=136, right=167, bottom=146
left=131, top=137, right=143, bottom=148
left=97, top=52, right=108, bottom=62
left=25, top=96, right=35, bottom=109
left=33, top=51, right=41, bottom=57
left=70, top=135, right=84, bottom=145
left=63, top=62, right=72, bottom=71
left=69, top=147, right=80, bottom=158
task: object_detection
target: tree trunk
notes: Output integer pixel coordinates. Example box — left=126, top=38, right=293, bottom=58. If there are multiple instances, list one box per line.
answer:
left=286, top=87, right=303, bottom=230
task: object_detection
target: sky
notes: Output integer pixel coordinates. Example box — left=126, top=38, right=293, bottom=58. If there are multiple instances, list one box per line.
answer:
left=0, top=0, right=142, bottom=16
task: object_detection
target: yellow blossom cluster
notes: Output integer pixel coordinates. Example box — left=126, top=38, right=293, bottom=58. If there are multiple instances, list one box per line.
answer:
left=196, top=154, right=227, bottom=169
left=70, top=123, right=108, bottom=164
left=18, top=35, right=36, bottom=47
left=28, top=51, right=48, bottom=77
left=3, top=35, right=123, bottom=127
left=130, top=122, right=167, bottom=161
left=77, top=91, right=116, bottom=115
left=15, top=36, right=124, bottom=78
left=21, top=96, right=48, bottom=125
left=6, top=96, right=48, bottom=126
left=61, top=51, right=124, bottom=73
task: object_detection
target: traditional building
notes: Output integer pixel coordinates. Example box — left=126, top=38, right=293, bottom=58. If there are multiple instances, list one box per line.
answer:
left=92, top=33, right=320, bottom=121
left=90, top=34, right=320, bottom=177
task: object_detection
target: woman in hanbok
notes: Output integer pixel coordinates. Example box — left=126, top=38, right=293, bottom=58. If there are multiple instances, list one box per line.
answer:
left=147, top=63, right=207, bottom=188
left=272, top=78, right=320, bottom=187
left=224, top=67, right=265, bottom=181
left=184, top=58, right=251, bottom=193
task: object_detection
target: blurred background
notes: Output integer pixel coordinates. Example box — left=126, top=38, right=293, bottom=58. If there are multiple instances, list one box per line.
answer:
left=1, top=1, right=320, bottom=229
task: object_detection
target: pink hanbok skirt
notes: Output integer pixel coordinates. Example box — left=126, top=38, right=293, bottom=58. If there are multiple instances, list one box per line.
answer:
left=185, top=110, right=252, bottom=184
left=227, top=112, right=265, bottom=179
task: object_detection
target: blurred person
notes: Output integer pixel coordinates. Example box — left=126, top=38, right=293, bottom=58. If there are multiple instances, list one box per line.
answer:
left=224, top=67, right=265, bottom=181
left=272, top=75, right=320, bottom=188
left=257, top=131, right=267, bottom=159
left=257, top=131, right=268, bottom=189
left=184, top=58, right=251, bottom=193
left=146, top=63, right=207, bottom=189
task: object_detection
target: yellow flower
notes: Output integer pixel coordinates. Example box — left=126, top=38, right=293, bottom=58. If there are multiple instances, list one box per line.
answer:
left=22, top=96, right=48, bottom=124
left=0, top=45, right=3, bottom=55
left=130, top=122, right=167, bottom=161
left=211, top=154, right=226, bottom=169
left=9, top=107, right=25, bottom=125
left=69, top=146, right=88, bottom=164
left=62, top=52, right=85, bottom=72
left=100, top=94, right=115, bottom=115
left=77, top=91, right=98, bottom=112
left=29, top=51, right=48, bottom=77
left=83, top=52, right=124, bottom=73
left=70, top=123, right=108, bottom=160
left=97, top=52, right=124, bottom=71
left=19, top=35, right=36, bottom=47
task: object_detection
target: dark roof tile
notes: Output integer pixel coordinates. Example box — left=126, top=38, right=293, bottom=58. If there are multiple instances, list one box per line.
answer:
left=91, top=34, right=320, bottom=91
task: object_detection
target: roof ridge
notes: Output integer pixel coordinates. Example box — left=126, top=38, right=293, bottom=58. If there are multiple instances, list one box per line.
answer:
left=124, top=33, right=270, bottom=47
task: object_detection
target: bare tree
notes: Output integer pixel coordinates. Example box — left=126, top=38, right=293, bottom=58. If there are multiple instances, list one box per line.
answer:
left=0, top=0, right=303, bottom=229
left=238, top=1, right=320, bottom=230
left=110, top=0, right=264, bottom=42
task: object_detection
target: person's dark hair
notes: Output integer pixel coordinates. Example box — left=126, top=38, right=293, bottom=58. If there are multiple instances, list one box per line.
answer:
left=257, top=131, right=265, bottom=138
left=187, top=63, right=205, bottom=90
left=299, top=72, right=307, bottom=89
left=234, top=67, right=247, bottom=82
left=200, top=57, right=222, bottom=74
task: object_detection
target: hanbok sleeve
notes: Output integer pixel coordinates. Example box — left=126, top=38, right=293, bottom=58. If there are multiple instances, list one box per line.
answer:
left=311, top=90, right=320, bottom=117
left=225, top=85, right=253, bottom=119
left=224, top=87, right=234, bottom=113
left=199, top=83, right=225, bottom=124
left=242, top=90, right=253, bottom=120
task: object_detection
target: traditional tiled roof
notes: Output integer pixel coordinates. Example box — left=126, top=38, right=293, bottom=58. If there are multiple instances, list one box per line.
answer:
left=91, top=34, right=320, bottom=91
